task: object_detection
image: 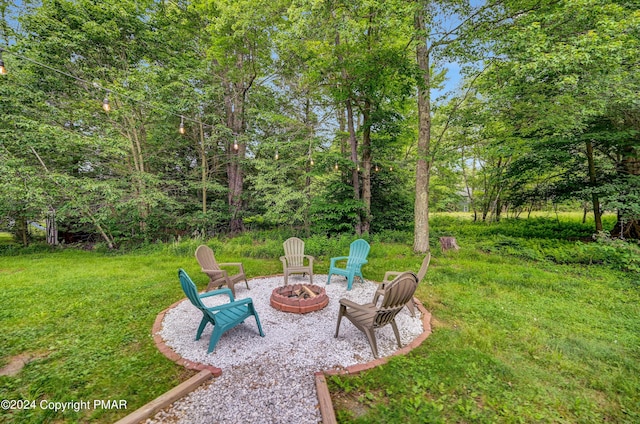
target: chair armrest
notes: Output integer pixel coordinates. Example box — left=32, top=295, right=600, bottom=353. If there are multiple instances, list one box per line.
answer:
left=382, top=271, right=401, bottom=284
left=304, top=255, right=315, bottom=265
left=202, top=268, right=228, bottom=277
left=205, top=297, right=253, bottom=312
left=338, top=298, right=370, bottom=311
left=200, top=287, right=234, bottom=302
left=219, top=262, right=243, bottom=268
left=330, top=256, right=349, bottom=266
left=220, top=262, right=245, bottom=274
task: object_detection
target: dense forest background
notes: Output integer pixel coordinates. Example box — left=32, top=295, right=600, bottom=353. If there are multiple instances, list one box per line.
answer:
left=0, top=0, right=638, bottom=250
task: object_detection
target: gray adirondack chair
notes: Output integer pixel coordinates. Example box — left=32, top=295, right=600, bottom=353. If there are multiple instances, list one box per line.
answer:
left=373, top=252, right=431, bottom=317
left=195, top=245, right=249, bottom=297
left=335, top=271, right=418, bottom=358
left=327, top=239, right=370, bottom=290
left=178, top=269, right=264, bottom=353
left=280, top=237, right=315, bottom=285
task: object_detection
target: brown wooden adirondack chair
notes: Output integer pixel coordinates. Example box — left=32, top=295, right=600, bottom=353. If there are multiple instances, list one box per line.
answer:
left=373, top=253, right=431, bottom=317
left=195, top=245, right=249, bottom=297
left=280, top=237, right=315, bottom=285
left=335, top=271, right=419, bottom=358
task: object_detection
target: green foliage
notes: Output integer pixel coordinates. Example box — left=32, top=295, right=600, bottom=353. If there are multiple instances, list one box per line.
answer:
left=370, top=166, right=414, bottom=232
left=581, top=232, right=640, bottom=273
left=310, top=175, right=364, bottom=236
left=1, top=217, right=639, bottom=423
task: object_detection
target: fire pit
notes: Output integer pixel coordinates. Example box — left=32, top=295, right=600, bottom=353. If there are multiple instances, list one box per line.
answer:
left=270, top=284, right=329, bottom=314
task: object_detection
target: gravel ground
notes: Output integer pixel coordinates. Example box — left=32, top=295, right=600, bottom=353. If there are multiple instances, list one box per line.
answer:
left=148, top=274, right=424, bottom=424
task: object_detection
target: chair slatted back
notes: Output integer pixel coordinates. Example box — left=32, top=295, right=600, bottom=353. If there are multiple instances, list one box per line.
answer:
left=374, top=271, right=418, bottom=328
left=195, top=245, right=220, bottom=271
left=346, top=239, right=370, bottom=268
left=416, top=253, right=431, bottom=283
left=179, top=269, right=206, bottom=310
left=283, top=237, right=305, bottom=267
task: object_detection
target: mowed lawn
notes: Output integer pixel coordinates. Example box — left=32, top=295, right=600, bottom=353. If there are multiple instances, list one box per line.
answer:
left=1, top=217, right=639, bottom=423
left=0, top=244, right=282, bottom=423
left=328, top=246, right=640, bottom=422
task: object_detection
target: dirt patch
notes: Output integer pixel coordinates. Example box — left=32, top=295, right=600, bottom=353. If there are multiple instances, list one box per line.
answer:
left=331, top=391, right=371, bottom=419
left=0, top=352, right=49, bottom=377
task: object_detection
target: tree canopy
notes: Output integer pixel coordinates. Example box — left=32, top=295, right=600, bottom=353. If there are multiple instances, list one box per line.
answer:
left=0, top=0, right=638, bottom=247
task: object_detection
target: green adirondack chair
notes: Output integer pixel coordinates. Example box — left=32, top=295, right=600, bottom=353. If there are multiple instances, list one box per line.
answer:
left=327, top=239, right=370, bottom=290
left=178, top=269, right=265, bottom=353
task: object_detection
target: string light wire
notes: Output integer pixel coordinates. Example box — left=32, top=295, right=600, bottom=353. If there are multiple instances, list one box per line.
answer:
left=0, top=45, right=408, bottom=171
left=0, top=44, right=224, bottom=132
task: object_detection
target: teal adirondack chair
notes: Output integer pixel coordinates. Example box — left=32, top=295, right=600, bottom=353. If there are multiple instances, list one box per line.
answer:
left=178, top=269, right=265, bottom=353
left=327, top=239, right=370, bottom=290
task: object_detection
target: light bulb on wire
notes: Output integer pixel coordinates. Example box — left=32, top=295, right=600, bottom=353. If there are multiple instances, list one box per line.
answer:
left=179, top=116, right=185, bottom=134
left=102, top=92, right=110, bottom=112
left=0, top=48, right=6, bottom=75
left=275, top=148, right=279, bottom=160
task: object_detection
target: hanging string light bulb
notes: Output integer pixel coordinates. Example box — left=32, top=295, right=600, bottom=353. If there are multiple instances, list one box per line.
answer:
left=375, top=164, right=380, bottom=172
left=389, top=166, right=393, bottom=171
left=0, top=48, right=6, bottom=75
left=310, top=157, right=314, bottom=166
left=179, top=116, right=185, bottom=134
left=233, top=135, right=239, bottom=151
left=102, top=91, right=110, bottom=112
left=275, top=148, right=279, bottom=160
left=334, top=163, right=339, bottom=171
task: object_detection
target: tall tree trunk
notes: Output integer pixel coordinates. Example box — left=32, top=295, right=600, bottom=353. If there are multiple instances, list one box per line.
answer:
left=200, top=122, right=207, bottom=215
left=19, top=217, right=28, bottom=247
left=304, top=98, right=313, bottom=235
left=612, top=144, right=640, bottom=238
left=361, top=99, right=372, bottom=234
left=413, top=7, right=432, bottom=253
left=335, top=27, right=362, bottom=235
left=586, top=140, right=603, bottom=232
left=121, top=112, right=148, bottom=234
left=346, top=98, right=361, bottom=224
left=46, top=207, right=58, bottom=246
left=226, top=92, right=246, bottom=233
left=460, top=150, right=477, bottom=221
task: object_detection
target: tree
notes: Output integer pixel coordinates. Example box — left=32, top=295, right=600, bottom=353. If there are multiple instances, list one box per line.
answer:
left=475, top=0, right=640, bottom=237
left=287, top=0, right=415, bottom=234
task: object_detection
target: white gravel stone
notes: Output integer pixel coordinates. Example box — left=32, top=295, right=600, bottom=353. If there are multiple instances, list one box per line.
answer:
left=149, top=274, right=424, bottom=424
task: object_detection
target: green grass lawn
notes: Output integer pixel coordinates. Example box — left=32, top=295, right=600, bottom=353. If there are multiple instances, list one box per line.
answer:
left=0, top=245, right=284, bottom=423
left=0, top=232, right=14, bottom=245
left=0, top=216, right=638, bottom=423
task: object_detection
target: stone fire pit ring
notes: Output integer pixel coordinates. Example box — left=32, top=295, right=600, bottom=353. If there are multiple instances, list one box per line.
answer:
left=270, top=283, right=329, bottom=314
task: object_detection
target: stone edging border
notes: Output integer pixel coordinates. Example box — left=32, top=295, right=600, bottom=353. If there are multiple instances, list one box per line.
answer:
left=123, top=276, right=432, bottom=423
left=314, top=299, right=432, bottom=423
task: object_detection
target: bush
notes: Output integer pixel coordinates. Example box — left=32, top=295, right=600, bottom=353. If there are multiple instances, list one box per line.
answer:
left=578, top=233, right=640, bottom=272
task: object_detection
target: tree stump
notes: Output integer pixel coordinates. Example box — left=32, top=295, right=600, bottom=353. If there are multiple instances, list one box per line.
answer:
left=439, top=237, right=460, bottom=253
